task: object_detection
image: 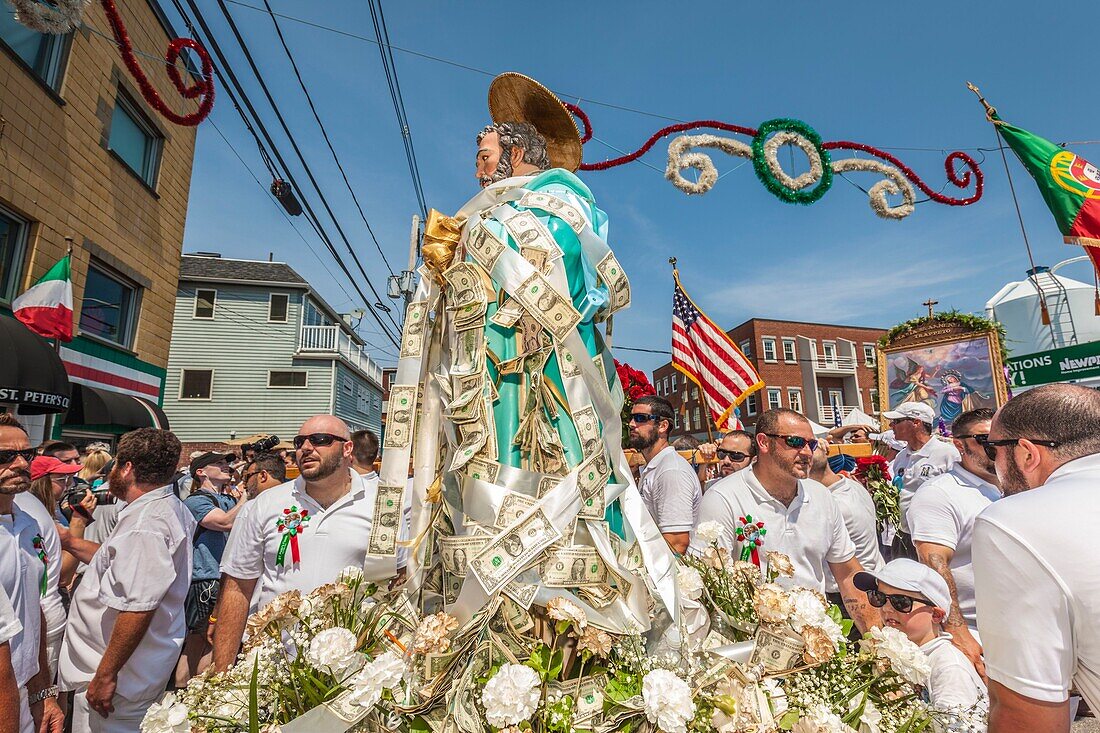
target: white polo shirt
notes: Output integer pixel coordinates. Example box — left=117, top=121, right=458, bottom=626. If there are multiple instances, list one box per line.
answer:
left=0, top=584, right=19, bottom=646
left=922, top=634, right=988, bottom=711
left=59, top=486, right=196, bottom=701
left=823, top=476, right=884, bottom=594
left=221, top=469, right=401, bottom=610
left=13, top=493, right=64, bottom=634
left=909, top=464, right=1000, bottom=630
left=689, top=466, right=856, bottom=592
left=894, top=437, right=960, bottom=532
left=974, top=453, right=1100, bottom=709
left=0, top=507, right=41, bottom=688
left=639, top=446, right=701, bottom=534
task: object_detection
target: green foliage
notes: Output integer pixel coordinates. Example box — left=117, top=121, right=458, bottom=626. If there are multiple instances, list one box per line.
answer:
left=879, top=310, right=1009, bottom=361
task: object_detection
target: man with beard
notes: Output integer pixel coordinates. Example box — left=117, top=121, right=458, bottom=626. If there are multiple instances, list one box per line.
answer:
left=0, top=414, right=63, bottom=733
left=909, top=408, right=1000, bottom=678
left=212, top=415, right=403, bottom=671
left=631, top=396, right=701, bottom=554
left=56, top=428, right=194, bottom=732
left=705, top=430, right=756, bottom=491
left=690, top=409, right=882, bottom=633
left=973, top=385, right=1100, bottom=733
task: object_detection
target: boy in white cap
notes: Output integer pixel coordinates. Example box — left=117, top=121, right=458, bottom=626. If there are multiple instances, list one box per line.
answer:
left=855, top=559, right=987, bottom=714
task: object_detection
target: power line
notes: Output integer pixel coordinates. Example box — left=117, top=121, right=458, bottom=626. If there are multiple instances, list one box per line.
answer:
left=170, top=0, right=401, bottom=346
left=211, top=0, right=402, bottom=335
left=257, top=0, right=397, bottom=276
left=367, top=0, right=428, bottom=221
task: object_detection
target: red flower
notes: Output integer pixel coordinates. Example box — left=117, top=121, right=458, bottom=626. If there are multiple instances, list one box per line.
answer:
left=854, top=455, right=892, bottom=483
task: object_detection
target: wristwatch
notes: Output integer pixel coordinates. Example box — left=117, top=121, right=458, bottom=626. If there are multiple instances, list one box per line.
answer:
left=29, top=685, right=59, bottom=704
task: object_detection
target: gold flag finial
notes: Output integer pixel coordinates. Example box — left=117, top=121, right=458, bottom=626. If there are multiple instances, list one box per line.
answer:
left=967, top=81, right=998, bottom=123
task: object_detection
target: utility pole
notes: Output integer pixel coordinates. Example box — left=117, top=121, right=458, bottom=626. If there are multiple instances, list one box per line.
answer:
left=387, top=214, right=420, bottom=319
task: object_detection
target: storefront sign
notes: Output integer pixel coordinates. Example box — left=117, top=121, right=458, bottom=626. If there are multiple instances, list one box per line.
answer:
left=0, top=386, right=71, bottom=410
left=1006, top=341, right=1100, bottom=388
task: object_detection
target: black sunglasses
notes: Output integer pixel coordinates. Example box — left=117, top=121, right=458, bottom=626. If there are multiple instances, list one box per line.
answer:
left=293, top=433, right=349, bottom=449
left=717, top=449, right=751, bottom=462
left=0, top=448, right=36, bottom=465
left=955, top=433, right=993, bottom=460
left=629, top=413, right=663, bottom=424
left=982, top=437, right=1062, bottom=461
left=865, top=589, right=933, bottom=613
left=762, top=433, right=819, bottom=452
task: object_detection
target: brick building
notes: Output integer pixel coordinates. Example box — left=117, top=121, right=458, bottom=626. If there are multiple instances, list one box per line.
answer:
left=653, top=318, right=887, bottom=438
left=0, top=1, right=199, bottom=445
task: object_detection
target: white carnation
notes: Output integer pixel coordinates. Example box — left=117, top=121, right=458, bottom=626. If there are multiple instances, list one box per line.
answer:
left=677, top=565, right=704, bottom=601
left=642, top=668, right=695, bottom=733
left=792, top=704, right=856, bottom=733
left=868, top=625, right=931, bottom=686
left=347, top=651, right=406, bottom=710
left=305, top=627, right=363, bottom=675
left=141, top=693, right=190, bottom=733
left=788, top=588, right=844, bottom=643
left=339, top=565, right=364, bottom=582
left=696, top=521, right=724, bottom=544
left=480, top=663, right=541, bottom=727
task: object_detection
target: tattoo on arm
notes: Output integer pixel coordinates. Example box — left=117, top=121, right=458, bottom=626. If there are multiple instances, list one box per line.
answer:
left=921, top=545, right=967, bottom=629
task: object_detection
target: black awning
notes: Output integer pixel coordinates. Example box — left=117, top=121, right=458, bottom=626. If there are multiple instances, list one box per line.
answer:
left=63, top=383, right=170, bottom=430
left=0, top=314, right=71, bottom=414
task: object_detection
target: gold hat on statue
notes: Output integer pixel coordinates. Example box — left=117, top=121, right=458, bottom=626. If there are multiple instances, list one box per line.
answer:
left=488, top=72, right=582, bottom=172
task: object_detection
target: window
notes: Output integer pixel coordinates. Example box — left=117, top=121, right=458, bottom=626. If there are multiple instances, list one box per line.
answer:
left=682, top=411, right=690, bottom=431
left=663, top=377, right=669, bottom=395
left=788, top=388, right=803, bottom=414
left=822, top=342, right=837, bottom=366
left=863, top=343, right=877, bottom=367
left=108, top=93, right=162, bottom=187
left=0, top=14, right=68, bottom=90
left=869, top=389, right=880, bottom=413
left=746, top=394, right=759, bottom=416
left=671, top=374, right=678, bottom=393
left=691, top=387, right=699, bottom=401
left=767, top=388, right=782, bottom=410
left=762, top=338, right=777, bottom=362
left=79, top=262, right=139, bottom=347
left=180, top=369, right=212, bottom=399
left=268, top=371, right=307, bottom=388
left=0, top=206, right=29, bottom=302
left=193, top=289, right=216, bottom=319
left=694, top=407, right=701, bottom=429
left=740, top=340, right=752, bottom=358
left=269, top=293, right=289, bottom=322
left=782, top=338, right=797, bottom=363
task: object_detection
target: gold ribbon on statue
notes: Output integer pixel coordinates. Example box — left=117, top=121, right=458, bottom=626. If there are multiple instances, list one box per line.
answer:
left=422, top=209, right=464, bottom=285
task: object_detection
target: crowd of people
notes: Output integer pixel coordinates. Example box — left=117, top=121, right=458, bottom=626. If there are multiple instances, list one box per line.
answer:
left=0, top=414, right=390, bottom=732
left=629, top=384, right=1100, bottom=731
left=0, top=382, right=1096, bottom=732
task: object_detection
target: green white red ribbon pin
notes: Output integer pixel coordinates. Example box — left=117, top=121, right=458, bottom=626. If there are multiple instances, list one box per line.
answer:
left=736, top=515, right=766, bottom=567
left=276, top=506, right=311, bottom=566
left=32, top=534, right=47, bottom=596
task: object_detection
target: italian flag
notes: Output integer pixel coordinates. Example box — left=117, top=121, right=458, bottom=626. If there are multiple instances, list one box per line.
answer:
left=994, top=112, right=1100, bottom=277
left=13, top=255, right=73, bottom=342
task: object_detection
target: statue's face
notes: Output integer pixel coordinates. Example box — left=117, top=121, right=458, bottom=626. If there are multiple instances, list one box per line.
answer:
left=476, top=131, right=504, bottom=188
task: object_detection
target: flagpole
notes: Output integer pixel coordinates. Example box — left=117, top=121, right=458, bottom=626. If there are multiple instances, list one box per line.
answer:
left=41, top=237, right=74, bottom=443
left=670, top=257, right=717, bottom=445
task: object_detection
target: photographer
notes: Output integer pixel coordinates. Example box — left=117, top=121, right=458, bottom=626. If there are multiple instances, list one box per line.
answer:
left=176, top=452, right=245, bottom=686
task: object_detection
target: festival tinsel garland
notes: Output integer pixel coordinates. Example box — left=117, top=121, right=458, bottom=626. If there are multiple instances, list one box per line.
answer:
left=751, top=119, right=833, bottom=205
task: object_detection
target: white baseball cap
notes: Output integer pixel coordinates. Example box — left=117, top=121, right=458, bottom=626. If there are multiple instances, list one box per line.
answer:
left=882, top=402, right=935, bottom=424
left=853, top=559, right=951, bottom=612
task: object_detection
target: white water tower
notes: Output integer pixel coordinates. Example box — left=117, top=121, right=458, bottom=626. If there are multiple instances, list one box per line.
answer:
left=985, top=256, right=1100, bottom=356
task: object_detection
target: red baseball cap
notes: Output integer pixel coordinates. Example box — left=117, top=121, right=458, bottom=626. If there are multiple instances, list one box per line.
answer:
left=30, top=456, right=83, bottom=481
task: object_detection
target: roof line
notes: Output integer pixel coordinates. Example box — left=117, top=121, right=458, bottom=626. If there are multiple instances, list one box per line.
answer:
left=182, top=254, right=288, bottom=265
left=731, top=317, right=888, bottom=332
left=177, top=275, right=308, bottom=289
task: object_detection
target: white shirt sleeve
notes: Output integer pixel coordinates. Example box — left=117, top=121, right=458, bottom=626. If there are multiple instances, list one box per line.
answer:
left=689, top=486, right=737, bottom=555
left=648, top=466, right=700, bottom=534
left=909, top=485, right=960, bottom=550
left=974, top=515, right=1073, bottom=703
left=98, top=530, right=180, bottom=612
left=928, top=652, right=986, bottom=709
left=0, top=585, right=20, bottom=645
left=824, top=492, right=857, bottom=565
left=220, top=501, right=264, bottom=580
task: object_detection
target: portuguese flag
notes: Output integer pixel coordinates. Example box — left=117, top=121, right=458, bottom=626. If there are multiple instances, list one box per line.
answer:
left=13, top=255, right=73, bottom=341
left=993, top=112, right=1100, bottom=276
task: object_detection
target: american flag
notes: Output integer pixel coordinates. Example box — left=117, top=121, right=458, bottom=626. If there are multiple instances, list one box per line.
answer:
left=671, top=275, right=763, bottom=430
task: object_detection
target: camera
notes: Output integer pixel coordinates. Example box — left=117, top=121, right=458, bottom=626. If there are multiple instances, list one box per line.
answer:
left=242, top=434, right=279, bottom=454
left=59, top=480, right=116, bottom=523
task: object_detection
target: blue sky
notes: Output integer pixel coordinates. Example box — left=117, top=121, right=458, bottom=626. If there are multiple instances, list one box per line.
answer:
left=174, top=0, right=1100, bottom=373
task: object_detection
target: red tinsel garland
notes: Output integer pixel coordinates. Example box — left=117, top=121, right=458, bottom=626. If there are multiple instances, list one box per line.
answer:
left=564, top=104, right=983, bottom=207
left=99, top=0, right=214, bottom=126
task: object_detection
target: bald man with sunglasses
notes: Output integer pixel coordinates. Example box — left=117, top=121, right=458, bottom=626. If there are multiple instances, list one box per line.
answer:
left=212, top=415, right=403, bottom=671
left=690, top=409, right=882, bottom=633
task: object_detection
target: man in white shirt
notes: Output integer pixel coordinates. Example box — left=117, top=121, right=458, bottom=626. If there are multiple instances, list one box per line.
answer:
left=690, top=409, right=881, bottom=633
left=884, top=402, right=960, bottom=535
left=1, top=585, right=22, bottom=733
left=703, top=430, right=755, bottom=492
left=911, top=407, right=999, bottom=678
left=58, top=428, right=196, bottom=733
left=350, top=429, right=379, bottom=478
left=808, top=439, right=885, bottom=614
left=631, top=396, right=700, bottom=554
left=212, top=415, right=403, bottom=671
left=0, top=414, right=64, bottom=733
left=974, top=384, right=1100, bottom=733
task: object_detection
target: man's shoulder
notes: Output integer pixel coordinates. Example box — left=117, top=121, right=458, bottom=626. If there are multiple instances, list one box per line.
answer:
left=249, top=480, right=298, bottom=511
left=924, top=438, right=961, bottom=460
left=913, top=470, right=962, bottom=499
